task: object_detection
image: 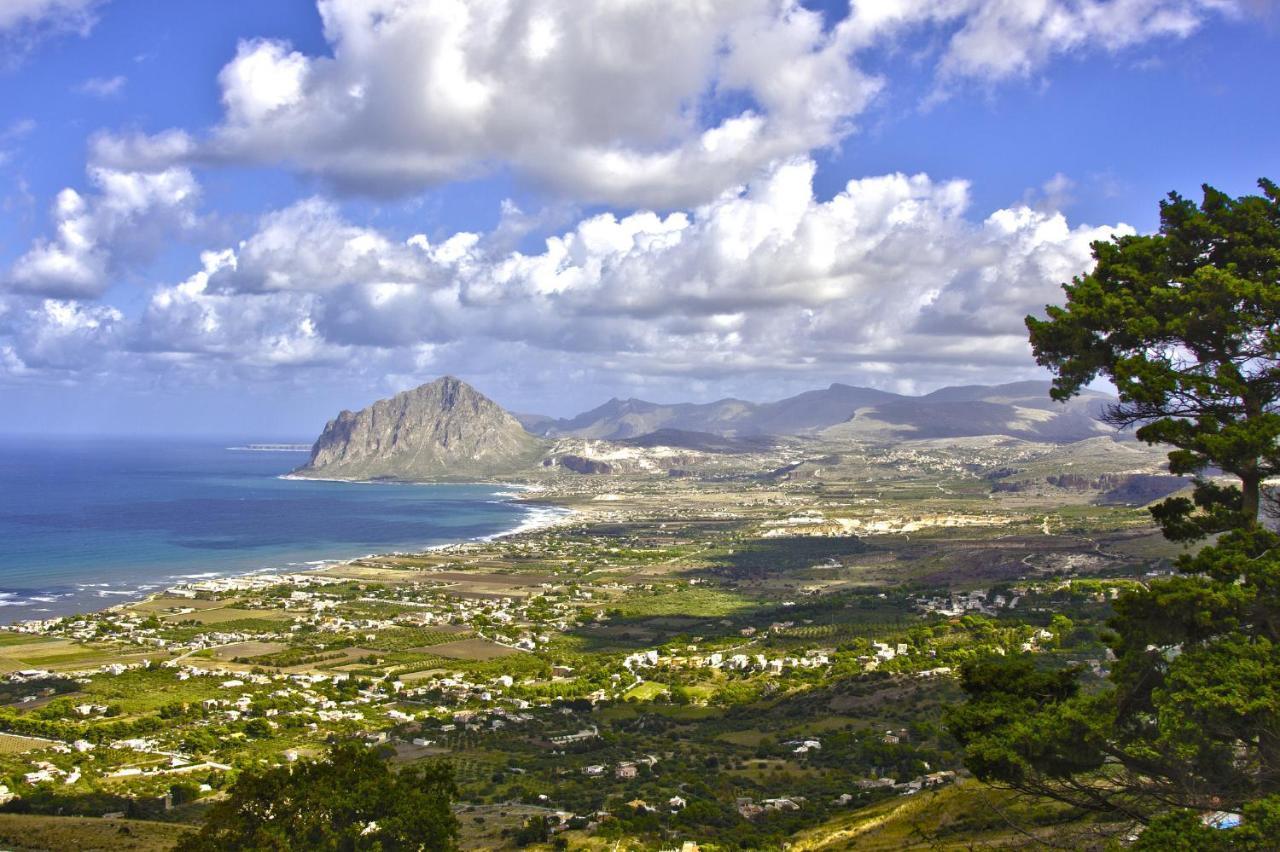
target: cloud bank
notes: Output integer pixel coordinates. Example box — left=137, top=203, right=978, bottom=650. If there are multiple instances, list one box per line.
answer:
left=90, top=0, right=1234, bottom=206
left=1, top=158, right=1130, bottom=404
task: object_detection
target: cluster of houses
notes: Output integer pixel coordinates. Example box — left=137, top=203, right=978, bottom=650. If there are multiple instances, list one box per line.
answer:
left=736, top=796, right=805, bottom=819
left=837, top=769, right=958, bottom=800
left=581, top=755, right=658, bottom=779
left=170, top=573, right=347, bottom=598
left=623, top=648, right=831, bottom=676
left=15, top=566, right=595, bottom=662
left=912, top=588, right=1018, bottom=617
left=17, top=731, right=233, bottom=788
left=785, top=737, right=822, bottom=754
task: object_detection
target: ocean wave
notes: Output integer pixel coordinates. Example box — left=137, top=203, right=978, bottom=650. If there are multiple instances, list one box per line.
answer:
left=480, top=505, right=575, bottom=541
left=277, top=474, right=399, bottom=485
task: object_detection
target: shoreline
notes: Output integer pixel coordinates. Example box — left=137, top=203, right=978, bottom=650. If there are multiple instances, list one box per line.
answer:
left=9, top=481, right=578, bottom=628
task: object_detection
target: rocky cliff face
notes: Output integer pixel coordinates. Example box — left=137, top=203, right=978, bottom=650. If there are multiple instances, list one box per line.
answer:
left=294, top=376, right=549, bottom=481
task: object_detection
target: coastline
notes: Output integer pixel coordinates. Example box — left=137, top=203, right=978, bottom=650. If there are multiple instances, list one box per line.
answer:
left=10, top=481, right=578, bottom=628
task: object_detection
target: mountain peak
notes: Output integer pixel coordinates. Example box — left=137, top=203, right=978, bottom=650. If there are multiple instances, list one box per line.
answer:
left=294, top=376, right=547, bottom=481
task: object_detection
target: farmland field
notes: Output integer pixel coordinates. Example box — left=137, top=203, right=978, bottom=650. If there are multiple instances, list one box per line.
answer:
left=161, top=607, right=290, bottom=625
left=0, top=733, right=55, bottom=754
left=428, top=638, right=522, bottom=660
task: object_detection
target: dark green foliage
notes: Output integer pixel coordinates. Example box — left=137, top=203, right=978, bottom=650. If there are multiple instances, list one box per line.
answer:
left=169, top=782, right=201, bottom=806
left=509, top=815, right=550, bottom=846
left=949, top=180, right=1280, bottom=826
left=950, top=530, right=1280, bottom=816
left=176, top=742, right=458, bottom=851
left=1027, top=178, right=1280, bottom=531
left=944, top=655, right=1110, bottom=805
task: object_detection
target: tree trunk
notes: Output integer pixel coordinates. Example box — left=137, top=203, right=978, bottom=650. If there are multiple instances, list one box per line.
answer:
left=1241, top=473, right=1261, bottom=527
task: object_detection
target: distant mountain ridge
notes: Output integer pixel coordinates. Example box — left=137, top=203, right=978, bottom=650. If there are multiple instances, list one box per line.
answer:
left=822, top=381, right=1113, bottom=443
left=523, top=380, right=1114, bottom=443
left=294, top=377, right=1118, bottom=483
left=293, top=376, right=548, bottom=481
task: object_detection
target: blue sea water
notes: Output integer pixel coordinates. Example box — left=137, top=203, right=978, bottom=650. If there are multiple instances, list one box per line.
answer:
left=0, top=437, right=549, bottom=621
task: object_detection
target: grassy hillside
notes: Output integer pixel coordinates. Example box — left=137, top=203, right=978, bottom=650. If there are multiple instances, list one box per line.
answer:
left=0, top=814, right=187, bottom=851
left=790, top=781, right=1123, bottom=851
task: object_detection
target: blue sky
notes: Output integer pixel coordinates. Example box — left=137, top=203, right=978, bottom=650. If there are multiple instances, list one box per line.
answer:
left=0, top=0, right=1277, bottom=437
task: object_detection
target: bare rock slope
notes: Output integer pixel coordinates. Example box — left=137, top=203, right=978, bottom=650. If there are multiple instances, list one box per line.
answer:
left=294, top=377, right=549, bottom=481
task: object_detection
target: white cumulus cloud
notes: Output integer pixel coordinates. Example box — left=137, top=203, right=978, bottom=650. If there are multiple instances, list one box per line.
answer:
left=92, top=0, right=1237, bottom=206
left=843, top=0, right=1236, bottom=93
left=128, top=159, right=1130, bottom=393
left=4, top=167, right=200, bottom=299
left=103, top=0, right=882, bottom=206
left=0, top=297, right=123, bottom=374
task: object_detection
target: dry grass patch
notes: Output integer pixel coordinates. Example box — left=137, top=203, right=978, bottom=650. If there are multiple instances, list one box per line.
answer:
left=162, top=607, right=289, bottom=625
left=0, top=640, right=143, bottom=673
left=0, top=814, right=188, bottom=851
left=399, top=668, right=450, bottom=682
left=317, top=565, right=423, bottom=584
left=428, top=639, right=521, bottom=660
left=0, top=733, right=56, bottom=754
left=428, top=571, right=550, bottom=586
left=130, top=596, right=230, bottom=614
left=209, top=641, right=289, bottom=660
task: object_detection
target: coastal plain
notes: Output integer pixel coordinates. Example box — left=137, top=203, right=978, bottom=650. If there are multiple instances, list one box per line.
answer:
left=0, top=425, right=1187, bottom=849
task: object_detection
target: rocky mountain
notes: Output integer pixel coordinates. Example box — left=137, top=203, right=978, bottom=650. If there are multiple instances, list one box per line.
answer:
left=293, top=377, right=549, bottom=481
left=524, top=380, right=1115, bottom=443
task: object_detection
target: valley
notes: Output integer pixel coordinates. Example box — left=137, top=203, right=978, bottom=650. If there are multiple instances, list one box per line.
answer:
left=0, top=413, right=1190, bottom=849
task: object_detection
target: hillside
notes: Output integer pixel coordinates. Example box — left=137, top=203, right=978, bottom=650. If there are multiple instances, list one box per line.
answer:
left=292, top=376, right=549, bottom=481
left=789, top=781, right=1122, bottom=850
left=821, top=381, right=1115, bottom=443
left=0, top=813, right=188, bottom=851
left=520, top=396, right=761, bottom=440
left=618, top=428, right=780, bottom=454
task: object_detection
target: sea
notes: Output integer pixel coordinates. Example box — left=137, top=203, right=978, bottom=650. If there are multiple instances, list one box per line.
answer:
left=0, top=437, right=563, bottom=621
